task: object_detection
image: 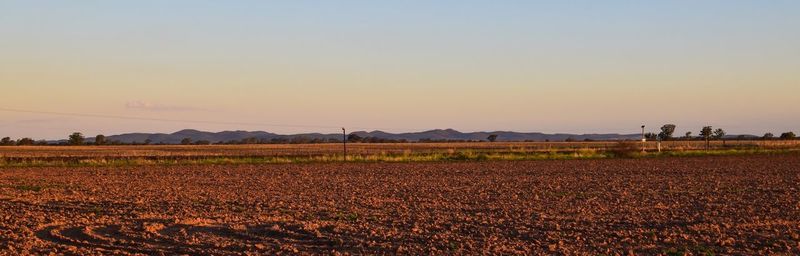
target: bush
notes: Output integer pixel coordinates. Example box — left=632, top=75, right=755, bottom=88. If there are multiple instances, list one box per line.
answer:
left=95, top=135, right=106, bottom=145
left=181, top=138, right=192, bottom=145
left=68, top=132, right=85, bottom=145
left=16, top=138, right=35, bottom=146
left=608, top=141, right=640, bottom=158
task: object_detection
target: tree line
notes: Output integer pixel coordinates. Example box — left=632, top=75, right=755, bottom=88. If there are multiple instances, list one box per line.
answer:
left=641, top=124, right=796, bottom=141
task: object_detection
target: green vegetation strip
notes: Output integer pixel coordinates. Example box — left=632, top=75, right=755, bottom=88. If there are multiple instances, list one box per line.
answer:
left=0, top=149, right=798, bottom=167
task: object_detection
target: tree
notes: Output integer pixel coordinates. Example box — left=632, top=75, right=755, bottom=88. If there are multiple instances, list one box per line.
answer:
left=347, top=133, right=363, bottom=143
left=68, top=132, right=85, bottom=145
left=16, top=138, right=35, bottom=146
left=644, top=132, right=658, bottom=140
left=658, top=124, right=676, bottom=140
left=180, top=138, right=192, bottom=145
left=95, top=135, right=106, bottom=145
left=487, top=134, right=498, bottom=142
left=144, top=139, right=152, bottom=145
left=713, top=128, right=727, bottom=146
left=780, top=132, right=796, bottom=140
left=700, top=126, right=713, bottom=150
left=684, top=132, right=692, bottom=140
left=713, top=128, right=726, bottom=139
left=763, top=133, right=774, bottom=140
left=0, top=137, right=13, bottom=146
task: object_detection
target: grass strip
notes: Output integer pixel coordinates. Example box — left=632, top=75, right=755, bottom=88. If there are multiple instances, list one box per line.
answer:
left=0, top=148, right=798, bottom=168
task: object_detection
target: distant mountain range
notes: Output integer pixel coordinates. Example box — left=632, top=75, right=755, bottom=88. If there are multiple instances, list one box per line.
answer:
left=101, top=129, right=646, bottom=144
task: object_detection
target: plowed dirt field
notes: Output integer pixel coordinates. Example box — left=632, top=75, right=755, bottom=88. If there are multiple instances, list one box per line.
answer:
left=1, top=155, right=799, bottom=255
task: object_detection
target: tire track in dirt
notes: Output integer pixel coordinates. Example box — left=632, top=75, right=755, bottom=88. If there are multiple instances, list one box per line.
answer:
left=33, top=219, right=345, bottom=254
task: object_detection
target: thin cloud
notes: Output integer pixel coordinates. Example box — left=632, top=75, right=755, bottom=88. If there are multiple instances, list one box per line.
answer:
left=15, top=119, right=58, bottom=123
left=125, top=101, right=208, bottom=112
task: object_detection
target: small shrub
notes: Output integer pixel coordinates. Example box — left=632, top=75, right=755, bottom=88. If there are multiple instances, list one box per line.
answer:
left=608, top=141, right=640, bottom=158
left=15, top=185, right=43, bottom=192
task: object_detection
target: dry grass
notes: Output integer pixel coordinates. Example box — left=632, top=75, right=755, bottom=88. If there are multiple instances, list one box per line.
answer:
left=1, top=141, right=798, bottom=167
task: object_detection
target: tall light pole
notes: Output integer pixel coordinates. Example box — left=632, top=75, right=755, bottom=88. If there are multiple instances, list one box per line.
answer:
left=342, top=127, right=347, bottom=161
left=641, top=125, right=646, bottom=153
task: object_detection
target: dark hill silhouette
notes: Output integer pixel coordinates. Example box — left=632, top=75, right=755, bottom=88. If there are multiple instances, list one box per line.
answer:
left=103, top=129, right=643, bottom=144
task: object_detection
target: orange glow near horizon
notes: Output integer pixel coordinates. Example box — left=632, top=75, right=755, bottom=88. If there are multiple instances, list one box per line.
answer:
left=1, top=1, right=799, bottom=139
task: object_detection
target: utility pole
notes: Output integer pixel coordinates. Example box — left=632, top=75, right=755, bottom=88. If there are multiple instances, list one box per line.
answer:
left=641, top=125, right=646, bottom=153
left=342, top=127, right=347, bottom=161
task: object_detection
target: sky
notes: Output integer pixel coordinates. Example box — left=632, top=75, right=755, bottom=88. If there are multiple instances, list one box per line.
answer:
left=1, top=1, right=799, bottom=139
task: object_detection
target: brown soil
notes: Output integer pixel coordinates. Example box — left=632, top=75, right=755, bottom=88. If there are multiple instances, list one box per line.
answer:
left=1, top=155, right=799, bottom=255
